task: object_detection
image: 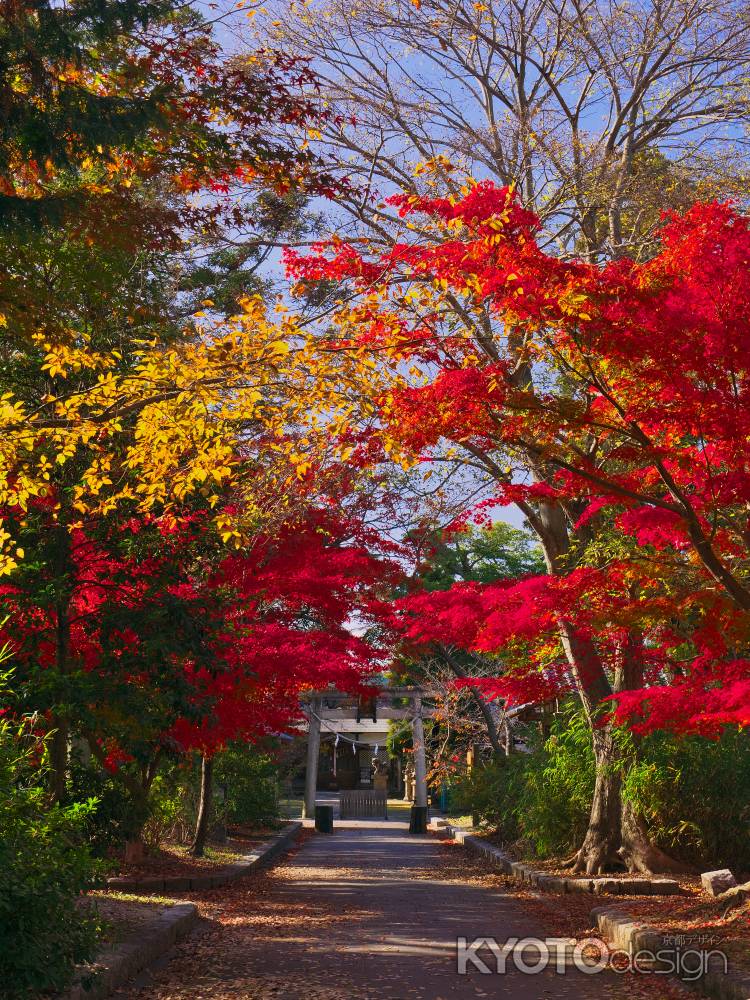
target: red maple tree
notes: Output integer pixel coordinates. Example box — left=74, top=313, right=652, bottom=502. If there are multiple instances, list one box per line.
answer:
left=287, top=184, right=750, bottom=872
left=1, top=497, right=398, bottom=832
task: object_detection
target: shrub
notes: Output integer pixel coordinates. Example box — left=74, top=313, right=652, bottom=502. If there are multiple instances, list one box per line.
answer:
left=141, top=768, right=195, bottom=848
left=69, top=756, right=149, bottom=855
left=451, top=702, right=750, bottom=870
left=135, top=747, right=282, bottom=852
left=0, top=713, right=102, bottom=998
left=216, top=744, right=280, bottom=828
left=514, top=708, right=595, bottom=856
left=450, top=705, right=593, bottom=855
left=624, top=728, right=750, bottom=873
left=451, top=756, right=518, bottom=835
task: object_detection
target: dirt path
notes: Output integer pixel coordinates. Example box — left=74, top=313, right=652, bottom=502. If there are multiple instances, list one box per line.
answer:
left=116, top=820, right=692, bottom=999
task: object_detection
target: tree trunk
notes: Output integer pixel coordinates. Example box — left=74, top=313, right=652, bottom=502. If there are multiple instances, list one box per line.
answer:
left=49, top=720, right=69, bottom=803
left=620, top=799, right=690, bottom=874
left=190, top=755, right=214, bottom=857
left=49, top=522, right=72, bottom=803
left=566, top=636, right=692, bottom=875
left=481, top=329, right=685, bottom=872
left=570, top=733, right=693, bottom=875
left=530, top=507, right=686, bottom=873
left=501, top=716, right=511, bottom=756
left=570, top=725, right=623, bottom=874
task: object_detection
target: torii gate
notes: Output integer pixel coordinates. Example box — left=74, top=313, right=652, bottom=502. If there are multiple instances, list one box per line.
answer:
left=300, top=687, right=429, bottom=819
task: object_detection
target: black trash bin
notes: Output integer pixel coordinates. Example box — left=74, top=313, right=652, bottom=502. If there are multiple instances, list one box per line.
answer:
left=315, top=804, right=334, bottom=833
left=409, top=805, right=428, bottom=834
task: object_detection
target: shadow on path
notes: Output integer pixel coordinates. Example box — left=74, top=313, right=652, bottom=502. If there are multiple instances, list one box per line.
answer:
left=118, top=818, right=680, bottom=999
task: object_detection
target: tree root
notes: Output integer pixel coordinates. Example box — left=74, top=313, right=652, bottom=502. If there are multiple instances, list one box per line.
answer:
left=568, top=806, right=694, bottom=876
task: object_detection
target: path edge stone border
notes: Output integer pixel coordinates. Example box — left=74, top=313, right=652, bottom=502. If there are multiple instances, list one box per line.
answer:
left=432, top=819, right=681, bottom=896
left=62, top=902, right=198, bottom=1000
left=105, top=820, right=302, bottom=893
left=591, top=904, right=750, bottom=1000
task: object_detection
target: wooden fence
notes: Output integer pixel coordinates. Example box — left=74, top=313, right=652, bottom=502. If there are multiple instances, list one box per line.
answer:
left=339, top=790, right=388, bottom=819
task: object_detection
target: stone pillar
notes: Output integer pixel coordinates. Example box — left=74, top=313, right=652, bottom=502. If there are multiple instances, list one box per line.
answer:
left=303, top=698, right=321, bottom=819
left=412, top=696, right=428, bottom=808
left=402, top=761, right=415, bottom=801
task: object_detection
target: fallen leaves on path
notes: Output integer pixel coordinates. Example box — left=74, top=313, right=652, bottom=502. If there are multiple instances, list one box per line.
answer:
left=113, top=835, right=696, bottom=1000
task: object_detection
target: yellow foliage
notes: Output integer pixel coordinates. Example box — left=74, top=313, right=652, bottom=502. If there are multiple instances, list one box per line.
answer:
left=0, top=294, right=391, bottom=568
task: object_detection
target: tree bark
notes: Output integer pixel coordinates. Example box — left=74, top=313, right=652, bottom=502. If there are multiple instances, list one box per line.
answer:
left=49, top=522, right=72, bottom=803
left=569, top=732, right=692, bottom=875
left=571, top=725, right=623, bottom=874
left=565, top=634, right=691, bottom=874
left=190, top=755, right=214, bottom=857
left=456, top=290, right=684, bottom=872
left=620, top=799, right=690, bottom=874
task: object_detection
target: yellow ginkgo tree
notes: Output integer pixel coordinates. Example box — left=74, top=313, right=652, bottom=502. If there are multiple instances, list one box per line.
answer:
left=0, top=293, right=385, bottom=573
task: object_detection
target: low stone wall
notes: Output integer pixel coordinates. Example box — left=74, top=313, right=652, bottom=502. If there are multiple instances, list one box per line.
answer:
left=62, top=902, right=198, bottom=1000
left=434, top=821, right=681, bottom=896
left=592, top=904, right=750, bottom=1000
left=61, top=821, right=302, bottom=999
left=106, top=821, right=302, bottom=893
left=436, top=821, right=749, bottom=998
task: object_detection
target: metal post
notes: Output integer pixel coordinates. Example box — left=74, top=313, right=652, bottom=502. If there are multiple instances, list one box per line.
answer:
left=303, top=697, right=321, bottom=819
left=412, top=696, right=428, bottom=808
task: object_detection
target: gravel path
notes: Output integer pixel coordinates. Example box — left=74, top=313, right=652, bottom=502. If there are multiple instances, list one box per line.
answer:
left=116, top=820, right=692, bottom=999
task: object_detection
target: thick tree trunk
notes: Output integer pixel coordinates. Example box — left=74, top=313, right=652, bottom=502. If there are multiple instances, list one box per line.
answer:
left=570, top=735, right=692, bottom=875
left=571, top=726, right=622, bottom=874
left=190, top=755, right=214, bottom=857
left=465, top=309, right=688, bottom=873
left=620, top=799, right=690, bottom=874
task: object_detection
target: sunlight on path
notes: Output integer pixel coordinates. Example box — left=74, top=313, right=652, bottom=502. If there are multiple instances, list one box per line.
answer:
left=116, top=819, right=691, bottom=1000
